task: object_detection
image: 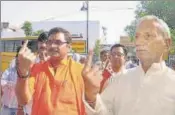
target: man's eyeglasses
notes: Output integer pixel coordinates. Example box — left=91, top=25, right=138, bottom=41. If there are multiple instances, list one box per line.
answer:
left=111, top=52, right=125, bottom=57
left=47, top=40, right=68, bottom=45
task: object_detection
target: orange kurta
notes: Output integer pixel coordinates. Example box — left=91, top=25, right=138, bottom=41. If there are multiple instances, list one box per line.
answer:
left=27, top=57, right=85, bottom=115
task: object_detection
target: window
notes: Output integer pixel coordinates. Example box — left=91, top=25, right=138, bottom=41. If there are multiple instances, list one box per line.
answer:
left=0, top=41, right=5, bottom=52
left=14, top=40, right=22, bottom=52
left=4, top=40, right=14, bottom=52
left=0, top=40, right=37, bottom=52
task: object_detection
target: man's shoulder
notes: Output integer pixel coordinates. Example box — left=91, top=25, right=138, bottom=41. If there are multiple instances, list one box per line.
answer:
left=124, top=67, right=138, bottom=76
left=109, top=67, right=138, bottom=85
left=115, top=67, right=139, bottom=83
left=166, top=67, right=175, bottom=81
left=71, top=58, right=84, bottom=69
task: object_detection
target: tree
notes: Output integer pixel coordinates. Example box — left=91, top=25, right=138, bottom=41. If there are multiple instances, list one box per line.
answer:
left=93, top=39, right=101, bottom=57
left=32, top=29, right=45, bottom=36
left=170, top=29, right=175, bottom=44
left=125, top=1, right=175, bottom=45
left=124, top=20, right=137, bottom=42
left=21, top=21, right=33, bottom=36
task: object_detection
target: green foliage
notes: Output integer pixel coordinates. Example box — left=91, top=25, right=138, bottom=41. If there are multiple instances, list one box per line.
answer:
left=124, top=1, right=175, bottom=45
left=21, top=21, right=33, bottom=36
left=32, top=29, right=45, bottom=36
left=170, top=29, right=175, bottom=48
left=93, top=39, right=101, bottom=57
left=124, top=20, right=137, bottom=42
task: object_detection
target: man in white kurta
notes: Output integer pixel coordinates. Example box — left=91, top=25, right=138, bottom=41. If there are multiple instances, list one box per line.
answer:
left=82, top=15, right=175, bottom=115
left=84, top=61, right=175, bottom=115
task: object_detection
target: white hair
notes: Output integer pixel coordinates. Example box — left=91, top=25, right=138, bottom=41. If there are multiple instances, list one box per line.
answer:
left=137, top=15, right=171, bottom=39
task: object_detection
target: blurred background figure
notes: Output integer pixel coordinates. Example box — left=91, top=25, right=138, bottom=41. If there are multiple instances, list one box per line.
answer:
left=1, top=46, right=22, bottom=115
left=172, top=62, right=175, bottom=71
left=100, top=44, right=127, bottom=93
left=80, top=55, right=86, bottom=64
left=96, top=50, right=109, bottom=70
left=125, top=58, right=138, bottom=69
left=36, top=32, right=49, bottom=63
left=72, top=53, right=81, bottom=62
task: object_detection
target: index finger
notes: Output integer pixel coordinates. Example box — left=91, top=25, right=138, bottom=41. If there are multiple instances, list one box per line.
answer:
left=84, top=49, right=94, bottom=71
left=22, top=40, right=28, bottom=48
left=19, top=40, right=28, bottom=53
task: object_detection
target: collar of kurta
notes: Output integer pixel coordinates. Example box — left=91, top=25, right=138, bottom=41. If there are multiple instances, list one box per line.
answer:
left=110, top=67, right=127, bottom=79
left=138, top=61, right=167, bottom=75
left=47, top=57, right=70, bottom=77
left=48, top=57, right=70, bottom=66
left=60, top=58, right=69, bottom=65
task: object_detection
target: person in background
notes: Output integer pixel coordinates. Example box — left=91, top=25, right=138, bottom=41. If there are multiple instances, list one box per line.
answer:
left=172, top=62, right=175, bottom=71
left=1, top=46, right=22, bottom=115
left=96, top=50, right=109, bottom=70
left=72, top=53, right=81, bottom=62
left=100, top=44, right=127, bottom=93
left=80, top=55, right=86, bottom=64
left=125, top=58, right=138, bottom=69
left=36, top=32, right=50, bottom=63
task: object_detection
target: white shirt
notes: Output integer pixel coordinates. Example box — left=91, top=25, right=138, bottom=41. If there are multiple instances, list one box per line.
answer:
left=106, top=67, right=127, bottom=86
left=84, top=61, right=175, bottom=115
left=1, top=58, right=18, bottom=108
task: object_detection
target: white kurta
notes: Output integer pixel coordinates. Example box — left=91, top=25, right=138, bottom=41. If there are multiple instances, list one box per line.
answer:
left=84, top=61, right=175, bottom=115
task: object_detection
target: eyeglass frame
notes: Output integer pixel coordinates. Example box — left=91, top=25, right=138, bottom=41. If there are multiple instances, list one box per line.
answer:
left=110, top=51, right=125, bottom=57
left=46, top=39, right=69, bottom=46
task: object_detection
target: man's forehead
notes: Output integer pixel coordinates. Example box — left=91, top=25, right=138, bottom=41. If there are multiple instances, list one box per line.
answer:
left=111, top=47, right=124, bottom=52
left=136, top=20, right=161, bottom=32
left=48, top=33, right=65, bottom=41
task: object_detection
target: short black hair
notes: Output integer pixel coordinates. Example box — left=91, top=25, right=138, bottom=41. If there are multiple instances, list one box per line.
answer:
left=48, top=27, right=72, bottom=43
left=37, top=32, right=48, bottom=42
left=100, top=50, right=108, bottom=56
left=110, top=44, right=128, bottom=56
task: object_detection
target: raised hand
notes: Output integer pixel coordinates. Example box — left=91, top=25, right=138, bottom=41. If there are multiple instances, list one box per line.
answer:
left=82, top=50, right=102, bottom=102
left=17, top=40, right=36, bottom=76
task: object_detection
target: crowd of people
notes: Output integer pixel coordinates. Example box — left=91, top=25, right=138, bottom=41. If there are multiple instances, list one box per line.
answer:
left=0, top=15, right=175, bottom=115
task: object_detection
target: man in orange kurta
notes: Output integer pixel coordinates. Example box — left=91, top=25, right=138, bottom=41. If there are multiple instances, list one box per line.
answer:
left=15, top=27, right=85, bottom=115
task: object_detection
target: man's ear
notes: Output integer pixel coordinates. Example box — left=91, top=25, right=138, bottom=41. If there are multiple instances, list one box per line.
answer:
left=67, top=43, right=71, bottom=49
left=165, top=38, right=172, bottom=51
left=162, top=38, right=172, bottom=60
left=124, top=56, right=128, bottom=63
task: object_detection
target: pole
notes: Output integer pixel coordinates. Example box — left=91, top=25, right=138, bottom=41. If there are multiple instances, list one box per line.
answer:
left=86, top=0, right=89, bottom=53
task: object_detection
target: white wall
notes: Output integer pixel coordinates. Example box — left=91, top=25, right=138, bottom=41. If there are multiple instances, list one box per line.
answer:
left=1, top=29, right=25, bottom=38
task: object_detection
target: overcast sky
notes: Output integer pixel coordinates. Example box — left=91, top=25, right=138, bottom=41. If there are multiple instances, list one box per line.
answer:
left=1, top=1, right=140, bottom=43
